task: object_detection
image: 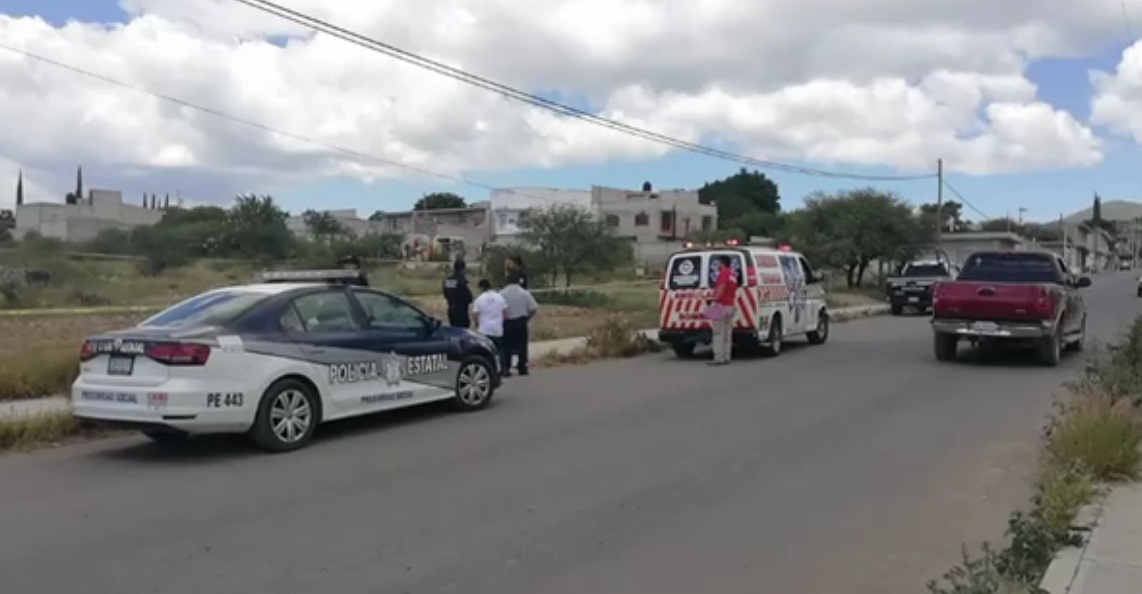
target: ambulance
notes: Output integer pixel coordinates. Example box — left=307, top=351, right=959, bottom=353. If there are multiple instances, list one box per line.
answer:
left=658, top=240, right=830, bottom=358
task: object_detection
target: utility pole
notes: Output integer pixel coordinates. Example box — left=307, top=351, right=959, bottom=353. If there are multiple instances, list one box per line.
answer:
left=935, top=158, right=943, bottom=260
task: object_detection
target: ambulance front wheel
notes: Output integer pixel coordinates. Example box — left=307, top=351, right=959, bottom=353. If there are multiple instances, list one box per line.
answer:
left=807, top=312, right=829, bottom=345
left=671, top=342, right=697, bottom=359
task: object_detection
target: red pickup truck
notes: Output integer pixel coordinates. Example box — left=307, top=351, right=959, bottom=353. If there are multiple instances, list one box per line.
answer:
left=930, top=251, right=1090, bottom=366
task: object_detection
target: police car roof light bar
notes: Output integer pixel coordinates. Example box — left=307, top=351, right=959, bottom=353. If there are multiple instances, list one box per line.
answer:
left=258, top=269, right=364, bottom=284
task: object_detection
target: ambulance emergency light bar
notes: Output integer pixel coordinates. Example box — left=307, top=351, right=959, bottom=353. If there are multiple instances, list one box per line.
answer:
left=680, top=239, right=746, bottom=249
left=258, top=269, right=364, bottom=284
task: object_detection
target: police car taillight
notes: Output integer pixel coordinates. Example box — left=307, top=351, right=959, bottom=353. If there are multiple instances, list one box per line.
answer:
left=79, top=341, right=97, bottom=361
left=146, top=343, right=211, bottom=366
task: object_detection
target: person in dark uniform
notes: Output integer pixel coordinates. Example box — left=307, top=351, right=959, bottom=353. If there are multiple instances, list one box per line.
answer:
left=442, top=259, right=474, bottom=327
left=504, top=255, right=528, bottom=289
left=339, top=255, right=369, bottom=286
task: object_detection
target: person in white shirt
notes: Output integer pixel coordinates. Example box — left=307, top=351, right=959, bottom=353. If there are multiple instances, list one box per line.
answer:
left=471, top=279, right=508, bottom=364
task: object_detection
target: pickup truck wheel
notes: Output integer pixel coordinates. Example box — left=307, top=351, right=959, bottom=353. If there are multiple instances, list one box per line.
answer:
left=1037, top=331, right=1062, bottom=367
left=1065, top=318, right=1086, bottom=352
left=934, top=332, right=957, bottom=361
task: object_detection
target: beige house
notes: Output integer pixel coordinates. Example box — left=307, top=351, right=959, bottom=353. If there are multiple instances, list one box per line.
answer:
left=489, top=183, right=716, bottom=265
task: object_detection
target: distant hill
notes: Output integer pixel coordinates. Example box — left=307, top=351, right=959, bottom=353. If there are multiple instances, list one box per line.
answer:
left=1062, top=200, right=1142, bottom=224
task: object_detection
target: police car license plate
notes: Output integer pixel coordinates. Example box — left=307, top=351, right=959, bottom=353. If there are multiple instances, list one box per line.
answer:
left=908, top=296, right=919, bottom=303
left=107, top=355, right=134, bottom=376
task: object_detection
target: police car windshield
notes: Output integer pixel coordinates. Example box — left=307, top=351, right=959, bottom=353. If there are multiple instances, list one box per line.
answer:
left=139, top=290, right=268, bottom=328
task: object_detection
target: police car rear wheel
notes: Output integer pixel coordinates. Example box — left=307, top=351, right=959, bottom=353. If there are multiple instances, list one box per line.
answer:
left=250, top=379, right=319, bottom=452
left=452, top=356, right=494, bottom=411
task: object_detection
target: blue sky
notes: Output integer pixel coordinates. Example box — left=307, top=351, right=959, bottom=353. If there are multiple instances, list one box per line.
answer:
left=5, top=0, right=1139, bottom=223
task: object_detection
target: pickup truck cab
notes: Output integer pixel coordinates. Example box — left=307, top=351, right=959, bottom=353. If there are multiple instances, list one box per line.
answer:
left=930, top=251, right=1090, bottom=366
left=886, top=259, right=958, bottom=315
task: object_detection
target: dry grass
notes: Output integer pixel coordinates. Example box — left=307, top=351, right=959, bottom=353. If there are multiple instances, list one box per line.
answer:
left=0, top=410, right=84, bottom=452
left=1044, top=393, right=1142, bottom=482
left=534, top=317, right=662, bottom=367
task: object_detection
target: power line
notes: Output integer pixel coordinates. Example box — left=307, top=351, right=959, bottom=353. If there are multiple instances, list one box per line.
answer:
left=940, top=180, right=989, bottom=220
left=229, top=0, right=938, bottom=183
left=0, top=42, right=581, bottom=208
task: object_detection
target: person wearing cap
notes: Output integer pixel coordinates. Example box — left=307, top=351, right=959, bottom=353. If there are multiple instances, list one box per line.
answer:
left=442, top=259, right=474, bottom=328
left=339, top=255, right=369, bottom=286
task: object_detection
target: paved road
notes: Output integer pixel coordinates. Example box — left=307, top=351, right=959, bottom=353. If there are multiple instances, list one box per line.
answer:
left=2, top=273, right=1139, bottom=594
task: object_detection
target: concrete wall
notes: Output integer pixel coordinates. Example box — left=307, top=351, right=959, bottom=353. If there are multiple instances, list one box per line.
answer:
left=16, top=189, right=164, bottom=241
left=489, top=188, right=592, bottom=237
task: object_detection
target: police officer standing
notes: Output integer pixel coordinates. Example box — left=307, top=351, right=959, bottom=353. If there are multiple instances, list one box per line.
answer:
left=442, top=259, right=474, bottom=328
left=504, top=255, right=528, bottom=289
left=339, top=255, right=370, bottom=286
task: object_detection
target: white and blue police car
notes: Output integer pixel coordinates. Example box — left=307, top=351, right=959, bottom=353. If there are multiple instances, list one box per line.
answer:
left=71, top=269, right=501, bottom=452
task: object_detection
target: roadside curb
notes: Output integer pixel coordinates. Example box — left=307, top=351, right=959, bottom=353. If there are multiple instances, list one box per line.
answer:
left=1038, top=498, right=1105, bottom=593
left=830, top=303, right=890, bottom=321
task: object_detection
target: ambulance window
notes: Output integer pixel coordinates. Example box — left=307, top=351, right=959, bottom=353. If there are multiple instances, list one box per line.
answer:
left=707, top=253, right=744, bottom=286
left=798, top=257, right=818, bottom=282
left=667, top=255, right=703, bottom=289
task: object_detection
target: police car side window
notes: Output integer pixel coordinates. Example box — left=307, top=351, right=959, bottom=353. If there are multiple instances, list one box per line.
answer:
left=289, top=292, right=360, bottom=332
left=354, top=292, right=425, bottom=330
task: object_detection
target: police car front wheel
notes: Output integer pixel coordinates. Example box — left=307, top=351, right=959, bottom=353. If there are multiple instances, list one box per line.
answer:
left=250, top=378, right=320, bottom=453
left=452, top=356, right=495, bottom=411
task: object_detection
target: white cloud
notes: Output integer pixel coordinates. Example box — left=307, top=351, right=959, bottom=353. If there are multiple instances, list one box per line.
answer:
left=1090, top=41, right=1142, bottom=144
left=0, top=0, right=1124, bottom=204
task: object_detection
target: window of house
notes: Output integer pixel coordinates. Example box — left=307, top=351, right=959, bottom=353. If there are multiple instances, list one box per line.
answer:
left=701, top=216, right=713, bottom=231
left=606, top=214, right=620, bottom=227
left=634, top=212, right=649, bottom=226
left=660, top=211, right=675, bottom=233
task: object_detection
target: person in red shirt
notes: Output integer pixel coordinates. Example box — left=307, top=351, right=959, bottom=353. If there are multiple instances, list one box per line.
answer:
left=708, top=254, right=738, bottom=365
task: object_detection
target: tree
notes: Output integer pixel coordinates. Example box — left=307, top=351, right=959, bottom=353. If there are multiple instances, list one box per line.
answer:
left=918, top=201, right=970, bottom=234
left=787, top=189, right=923, bottom=287
left=518, top=204, right=629, bottom=287
left=979, top=218, right=1017, bottom=233
left=368, top=210, right=386, bottom=221
left=220, top=194, right=294, bottom=260
left=302, top=210, right=347, bottom=242
left=698, top=168, right=781, bottom=221
left=414, top=192, right=467, bottom=210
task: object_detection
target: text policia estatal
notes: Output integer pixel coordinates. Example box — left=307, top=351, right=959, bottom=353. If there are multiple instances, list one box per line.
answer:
left=328, top=353, right=449, bottom=385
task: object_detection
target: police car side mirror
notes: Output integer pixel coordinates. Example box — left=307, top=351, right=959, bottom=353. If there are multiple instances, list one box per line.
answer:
left=426, top=317, right=443, bottom=332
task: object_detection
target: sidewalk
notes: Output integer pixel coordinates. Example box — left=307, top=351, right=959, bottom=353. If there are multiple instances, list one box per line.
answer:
left=0, top=303, right=887, bottom=421
left=1040, top=483, right=1142, bottom=593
